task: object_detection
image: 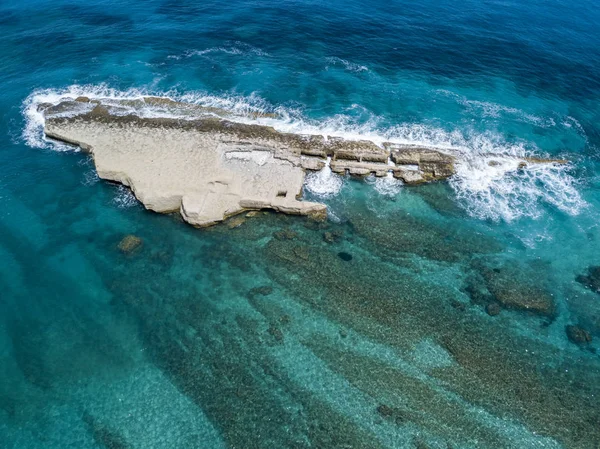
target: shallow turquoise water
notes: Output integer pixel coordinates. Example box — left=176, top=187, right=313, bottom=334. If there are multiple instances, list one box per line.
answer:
left=1, top=0, right=600, bottom=448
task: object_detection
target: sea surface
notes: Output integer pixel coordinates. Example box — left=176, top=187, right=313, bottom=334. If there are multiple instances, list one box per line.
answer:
left=1, top=0, right=600, bottom=448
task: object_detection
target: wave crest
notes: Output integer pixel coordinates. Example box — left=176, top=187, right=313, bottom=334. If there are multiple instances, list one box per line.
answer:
left=325, top=57, right=368, bottom=73
left=167, top=42, right=270, bottom=60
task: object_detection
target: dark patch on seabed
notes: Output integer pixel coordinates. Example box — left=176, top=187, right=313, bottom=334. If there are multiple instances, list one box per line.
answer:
left=83, top=411, right=131, bottom=449
left=338, top=251, right=353, bottom=261
left=98, top=206, right=600, bottom=449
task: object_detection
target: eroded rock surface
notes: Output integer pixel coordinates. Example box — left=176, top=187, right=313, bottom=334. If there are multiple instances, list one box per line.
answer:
left=41, top=98, right=566, bottom=227
left=44, top=104, right=328, bottom=227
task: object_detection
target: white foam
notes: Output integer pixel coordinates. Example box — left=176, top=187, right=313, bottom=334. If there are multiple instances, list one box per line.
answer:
left=448, top=135, right=585, bottom=222
left=112, top=185, right=138, bottom=209
left=325, top=57, right=368, bottom=73
left=191, top=47, right=244, bottom=56
left=366, top=173, right=403, bottom=197
left=21, top=84, right=274, bottom=150
left=22, top=84, right=152, bottom=149
left=304, top=157, right=344, bottom=198
left=465, top=99, right=556, bottom=128
left=81, top=169, right=99, bottom=186
left=22, top=84, right=585, bottom=222
left=168, top=42, right=270, bottom=60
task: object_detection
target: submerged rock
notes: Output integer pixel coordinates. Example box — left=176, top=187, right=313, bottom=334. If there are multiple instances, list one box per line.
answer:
left=338, top=251, right=353, bottom=261
left=293, top=245, right=310, bottom=261
left=117, top=235, right=142, bottom=254
left=273, top=228, right=298, bottom=240
left=226, top=215, right=246, bottom=229
left=323, top=229, right=343, bottom=244
left=376, top=404, right=394, bottom=417
left=323, top=231, right=336, bottom=243
left=376, top=404, right=407, bottom=425
left=248, top=285, right=273, bottom=297
left=450, top=299, right=467, bottom=311
left=267, top=324, right=284, bottom=342
left=485, top=303, right=501, bottom=316
left=491, top=284, right=554, bottom=317
left=473, top=262, right=555, bottom=318
left=576, top=265, right=600, bottom=294
left=566, top=325, right=592, bottom=345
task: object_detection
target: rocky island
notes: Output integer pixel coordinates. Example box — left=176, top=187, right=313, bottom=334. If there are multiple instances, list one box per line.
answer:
left=41, top=97, right=565, bottom=227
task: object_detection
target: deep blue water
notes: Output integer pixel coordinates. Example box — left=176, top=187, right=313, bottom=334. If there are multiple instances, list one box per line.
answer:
left=1, top=1, right=600, bottom=448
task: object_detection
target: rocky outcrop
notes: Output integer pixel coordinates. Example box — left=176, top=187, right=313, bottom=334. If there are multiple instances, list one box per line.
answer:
left=385, top=143, right=456, bottom=181
left=40, top=97, right=568, bottom=227
left=330, top=160, right=391, bottom=177
left=327, top=138, right=389, bottom=163
left=44, top=105, right=329, bottom=227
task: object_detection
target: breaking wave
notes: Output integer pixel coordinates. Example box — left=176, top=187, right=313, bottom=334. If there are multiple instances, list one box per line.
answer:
left=304, top=158, right=344, bottom=198
left=450, top=142, right=585, bottom=221
left=22, top=84, right=586, bottom=222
